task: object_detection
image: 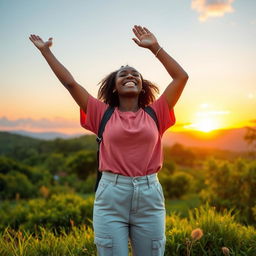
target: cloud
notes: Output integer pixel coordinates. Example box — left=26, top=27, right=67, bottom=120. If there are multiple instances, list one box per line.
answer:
left=196, top=110, right=230, bottom=117
left=0, top=116, right=78, bottom=129
left=191, top=0, right=235, bottom=22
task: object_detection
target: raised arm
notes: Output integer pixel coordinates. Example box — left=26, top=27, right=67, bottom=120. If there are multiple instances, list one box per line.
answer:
left=132, top=25, right=189, bottom=110
left=29, top=34, right=90, bottom=113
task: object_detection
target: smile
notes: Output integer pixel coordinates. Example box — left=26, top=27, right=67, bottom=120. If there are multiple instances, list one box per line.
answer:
left=123, top=81, right=137, bottom=87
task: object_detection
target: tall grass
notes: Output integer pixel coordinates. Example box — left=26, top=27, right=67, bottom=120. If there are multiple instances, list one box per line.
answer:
left=1, top=203, right=256, bottom=255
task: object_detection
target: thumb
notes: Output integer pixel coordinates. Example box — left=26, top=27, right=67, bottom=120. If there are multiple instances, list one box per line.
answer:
left=46, top=37, right=53, bottom=47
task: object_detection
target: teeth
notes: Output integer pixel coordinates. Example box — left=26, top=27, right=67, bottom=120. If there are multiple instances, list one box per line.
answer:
left=124, top=82, right=136, bottom=86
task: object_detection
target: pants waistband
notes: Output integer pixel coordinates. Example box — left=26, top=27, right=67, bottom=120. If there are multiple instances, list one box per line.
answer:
left=101, top=171, right=159, bottom=186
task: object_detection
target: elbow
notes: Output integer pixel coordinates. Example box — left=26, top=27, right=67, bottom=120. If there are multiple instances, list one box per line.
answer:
left=182, top=72, right=189, bottom=81
left=63, top=80, right=76, bottom=89
left=175, top=73, right=189, bottom=83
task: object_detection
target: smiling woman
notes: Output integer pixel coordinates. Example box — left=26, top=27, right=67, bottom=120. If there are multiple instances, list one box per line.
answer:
left=29, top=24, right=188, bottom=256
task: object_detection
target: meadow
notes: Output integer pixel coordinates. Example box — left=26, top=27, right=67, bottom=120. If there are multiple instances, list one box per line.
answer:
left=0, top=131, right=256, bottom=255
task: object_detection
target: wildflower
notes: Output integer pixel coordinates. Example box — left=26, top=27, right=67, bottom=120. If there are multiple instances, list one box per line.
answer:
left=191, top=228, right=203, bottom=241
left=39, top=185, right=49, bottom=198
left=17, top=231, right=23, bottom=238
left=221, top=247, right=230, bottom=255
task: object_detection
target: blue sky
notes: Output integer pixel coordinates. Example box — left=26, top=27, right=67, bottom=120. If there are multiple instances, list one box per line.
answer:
left=1, top=0, right=255, bottom=134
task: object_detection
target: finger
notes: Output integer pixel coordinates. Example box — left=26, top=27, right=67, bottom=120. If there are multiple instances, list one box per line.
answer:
left=132, top=38, right=141, bottom=46
left=143, top=27, right=151, bottom=34
left=30, top=34, right=37, bottom=40
left=32, top=34, right=40, bottom=41
left=134, top=25, right=143, bottom=36
left=132, top=27, right=141, bottom=39
left=137, top=25, right=146, bottom=35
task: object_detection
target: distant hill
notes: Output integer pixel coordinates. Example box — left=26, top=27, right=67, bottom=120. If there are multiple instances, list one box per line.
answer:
left=5, top=130, right=83, bottom=140
left=0, top=131, right=97, bottom=160
left=163, top=127, right=254, bottom=152
left=1, top=126, right=254, bottom=153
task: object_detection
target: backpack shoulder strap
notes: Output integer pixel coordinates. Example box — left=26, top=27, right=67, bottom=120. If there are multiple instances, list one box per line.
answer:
left=95, top=105, right=114, bottom=192
left=96, top=106, right=115, bottom=144
left=143, top=106, right=159, bottom=131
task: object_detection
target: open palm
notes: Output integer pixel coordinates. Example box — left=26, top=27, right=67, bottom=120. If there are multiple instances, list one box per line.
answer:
left=132, top=25, right=158, bottom=49
left=29, top=34, right=53, bottom=50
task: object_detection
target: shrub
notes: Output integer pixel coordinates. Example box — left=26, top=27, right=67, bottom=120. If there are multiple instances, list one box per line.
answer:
left=159, top=171, right=193, bottom=199
left=66, top=150, right=97, bottom=180
left=0, top=194, right=94, bottom=234
left=0, top=171, right=36, bottom=199
left=200, top=158, right=256, bottom=224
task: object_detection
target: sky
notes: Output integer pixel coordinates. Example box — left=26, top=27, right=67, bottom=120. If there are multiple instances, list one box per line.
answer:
left=1, top=0, right=256, bottom=135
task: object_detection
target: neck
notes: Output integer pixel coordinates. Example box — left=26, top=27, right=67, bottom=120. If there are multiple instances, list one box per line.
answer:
left=118, top=96, right=139, bottom=112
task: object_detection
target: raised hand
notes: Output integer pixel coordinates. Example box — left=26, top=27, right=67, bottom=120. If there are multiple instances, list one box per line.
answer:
left=132, top=25, right=159, bottom=50
left=29, top=34, right=53, bottom=51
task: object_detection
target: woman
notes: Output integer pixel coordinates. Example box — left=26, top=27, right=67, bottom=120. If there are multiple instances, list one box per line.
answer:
left=29, top=25, right=188, bottom=256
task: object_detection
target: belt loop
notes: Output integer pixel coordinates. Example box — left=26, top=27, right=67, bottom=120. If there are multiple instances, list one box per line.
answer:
left=114, top=174, right=119, bottom=185
left=147, top=175, right=150, bottom=188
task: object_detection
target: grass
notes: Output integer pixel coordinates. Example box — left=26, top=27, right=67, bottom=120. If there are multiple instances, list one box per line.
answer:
left=165, top=193, right=202, bottom=218
left=1, top=202, right=256, bottom=255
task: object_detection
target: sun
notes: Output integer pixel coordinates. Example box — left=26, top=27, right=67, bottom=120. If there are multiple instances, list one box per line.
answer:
left=184, top=117, right=220, bottom=132
left=195, top=118, right=219, bottom=132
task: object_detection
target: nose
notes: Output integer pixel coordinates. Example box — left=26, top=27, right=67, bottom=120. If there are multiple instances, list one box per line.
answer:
left=126, top=73, right=134, bottom=78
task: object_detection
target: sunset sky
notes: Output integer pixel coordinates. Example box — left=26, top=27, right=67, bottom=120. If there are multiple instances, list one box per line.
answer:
left=1, top=0, right=255, bottom=135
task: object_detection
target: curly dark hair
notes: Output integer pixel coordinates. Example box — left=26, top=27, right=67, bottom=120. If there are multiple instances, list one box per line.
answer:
left=97, top=66, right=160, bottom=108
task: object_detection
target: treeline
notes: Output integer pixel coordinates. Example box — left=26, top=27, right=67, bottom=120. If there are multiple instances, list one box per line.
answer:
left=1, top=131, right=256, bottom=226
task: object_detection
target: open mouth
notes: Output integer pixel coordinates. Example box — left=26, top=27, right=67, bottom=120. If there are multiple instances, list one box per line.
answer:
left=123, top=81, right=137, bottom=87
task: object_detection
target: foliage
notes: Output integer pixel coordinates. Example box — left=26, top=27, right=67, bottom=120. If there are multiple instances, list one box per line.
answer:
left=0, top=131, right=97, bottom=163
left=65, top=150, right=97, bottom=180
left=244, top=126, right=256, bottom=150
left=0, top=194, right=94, bottom=234
left=0, top=156, right=51, bottom=200
left=159, top=168, right=194, bottom=199
left=1, top=203, right=256, bottom=255
left=0, top=225, right=95, bottom=256
left=200, top=157, right=256, bottom=225
left=164, top=143, right=196, bottom=167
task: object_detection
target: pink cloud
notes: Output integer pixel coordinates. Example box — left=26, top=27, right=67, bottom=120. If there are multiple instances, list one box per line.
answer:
left=191, top=0, right=235, bottom=22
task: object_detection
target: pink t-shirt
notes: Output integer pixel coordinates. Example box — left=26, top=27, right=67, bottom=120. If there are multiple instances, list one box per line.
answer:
left=80, top=94, right=175, bottom=177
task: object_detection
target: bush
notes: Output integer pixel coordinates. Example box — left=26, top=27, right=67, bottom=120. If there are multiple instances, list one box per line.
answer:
left=0, top=194, right=94, bottom=234
left=57, top=172, right=95, bottom=194
left=66, top=150, right=97, bottom=180
left=0, top=156, right=51, bottom=199
left=200, top=158, right=256, bottom=225
left=0, top=171, right=36, bottom=200
left=159, top=171, right=193, bottom=199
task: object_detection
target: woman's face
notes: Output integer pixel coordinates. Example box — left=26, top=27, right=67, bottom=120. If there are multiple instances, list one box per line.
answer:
left=114, top=66, right=143, bottom=96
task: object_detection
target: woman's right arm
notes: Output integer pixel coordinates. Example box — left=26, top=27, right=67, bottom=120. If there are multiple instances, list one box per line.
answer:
left=29, top=34, right=89, bottom=113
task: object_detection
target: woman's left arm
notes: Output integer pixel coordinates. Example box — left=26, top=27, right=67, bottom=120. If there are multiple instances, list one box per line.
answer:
left=132, top=25, right=189, bottom=109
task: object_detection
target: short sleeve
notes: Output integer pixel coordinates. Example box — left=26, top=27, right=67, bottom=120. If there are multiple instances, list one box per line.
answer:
left=148, top=94, right=176, bottom=136
left=80, top=94, right=109, bottom=135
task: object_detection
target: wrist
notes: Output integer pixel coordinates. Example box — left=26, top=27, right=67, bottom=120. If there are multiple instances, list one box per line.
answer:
left=40, top=47, right=51, bottom=55
left=149, top=43, right=161, bottom=55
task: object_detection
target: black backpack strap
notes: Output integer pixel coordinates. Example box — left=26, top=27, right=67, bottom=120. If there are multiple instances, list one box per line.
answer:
left=95, top=106, right=115, bottom=192
left=143, top=106, right=159, bottom=131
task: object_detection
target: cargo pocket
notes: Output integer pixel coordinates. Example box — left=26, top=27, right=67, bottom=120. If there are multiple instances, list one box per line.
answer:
left=95, top=181, right=109, bottom=201
left=152, top=237, right=166, bottom=256
left=94, top=236, right=113, bottom=256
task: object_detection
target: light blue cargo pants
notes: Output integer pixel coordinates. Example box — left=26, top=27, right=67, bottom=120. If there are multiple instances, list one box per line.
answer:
left=93, top=171, right=166, bottom=256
